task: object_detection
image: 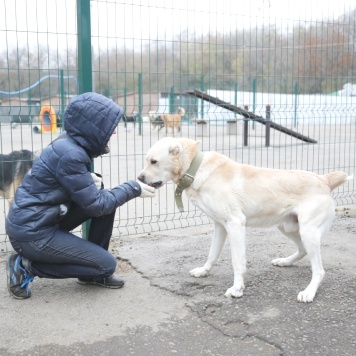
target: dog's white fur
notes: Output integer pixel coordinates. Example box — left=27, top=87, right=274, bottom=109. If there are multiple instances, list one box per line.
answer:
left=138, top=137, right=352, bottom=302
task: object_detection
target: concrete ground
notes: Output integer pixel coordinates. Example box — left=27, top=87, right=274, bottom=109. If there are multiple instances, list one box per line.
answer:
left=0, top=206, right=355, bottom=356
left=0, top=120, right=355, bottom=355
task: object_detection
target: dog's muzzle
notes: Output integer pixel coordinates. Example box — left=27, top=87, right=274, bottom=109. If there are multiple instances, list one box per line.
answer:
left=137, top=175, right=162, bottom=189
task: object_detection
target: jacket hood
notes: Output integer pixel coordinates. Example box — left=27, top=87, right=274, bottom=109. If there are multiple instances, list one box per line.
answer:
left=64, top=92, right=123, bottom=157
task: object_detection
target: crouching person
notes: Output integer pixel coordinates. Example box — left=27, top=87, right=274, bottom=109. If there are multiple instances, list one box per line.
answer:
left=5, top=92, right=155, bottom=299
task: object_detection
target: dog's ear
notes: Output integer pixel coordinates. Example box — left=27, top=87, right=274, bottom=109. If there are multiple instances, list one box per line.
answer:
left=169, top=143, right=182, bottom=156
left=195, top=140, right=201, bottom=147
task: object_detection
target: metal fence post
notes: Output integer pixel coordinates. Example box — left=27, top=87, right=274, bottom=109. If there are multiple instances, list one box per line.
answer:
left=200, top=75, right=205, bottom=119
left=60, top=69, right=65, bottom=129
left=169, top=86, right=175, bottom=114
left=138, top=73, right=143, bottom=135
left=243, top=104, right=249, bottom=146
left=265, top=104, right=271, bottom=147
left=294, top=81, right=299, bottom=127
left=123, top=87, right=127, bottom=113
left=234, top=83, right=238, bottom=106
left=252, top=78, right=256, bottom=129
left=77, top=0, right=93, bottom=94
left=77, top=0, right=93, bottom=239
left=234, top=83, right=238, bottom=121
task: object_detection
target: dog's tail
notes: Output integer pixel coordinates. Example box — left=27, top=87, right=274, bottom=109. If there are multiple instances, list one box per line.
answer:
left=325, top=171, right=353, bottom=191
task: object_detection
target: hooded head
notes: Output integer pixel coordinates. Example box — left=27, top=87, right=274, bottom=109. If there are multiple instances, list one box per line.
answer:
left=64, top=92, right=123, bottom=157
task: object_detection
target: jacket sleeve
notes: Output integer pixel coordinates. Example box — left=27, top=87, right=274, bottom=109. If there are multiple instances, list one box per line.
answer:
left=111, top=180, right=142, bottom=207
left=56, top=150, right=142, bottom=217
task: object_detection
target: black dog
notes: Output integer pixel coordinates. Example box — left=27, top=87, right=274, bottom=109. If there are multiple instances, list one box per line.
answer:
left=0, top=150, right=36, bottom=205
left=150, top=115, right=165, bottom=130
left=122, top=114, right=137, bottom=128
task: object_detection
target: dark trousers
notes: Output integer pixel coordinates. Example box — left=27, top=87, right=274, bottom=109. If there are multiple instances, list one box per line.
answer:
left=10, top=203, right=117, bottom=280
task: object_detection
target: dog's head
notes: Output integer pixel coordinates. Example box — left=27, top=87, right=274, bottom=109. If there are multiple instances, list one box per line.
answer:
left=138, top=137, right=200, bottom=188
left=177, top=107, right=185, bottom=116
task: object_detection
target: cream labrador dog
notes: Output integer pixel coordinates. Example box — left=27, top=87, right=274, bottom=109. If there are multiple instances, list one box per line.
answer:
left=138, top=137, right=352, bottom=302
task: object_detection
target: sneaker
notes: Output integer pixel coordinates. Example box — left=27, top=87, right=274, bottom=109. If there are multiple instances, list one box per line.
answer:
left=78, top=274, right=125, bottom=289
left=7, top=254, right=34, bottom=299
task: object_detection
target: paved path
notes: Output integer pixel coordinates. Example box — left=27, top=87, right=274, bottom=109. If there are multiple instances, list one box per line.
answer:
left=1, top=208, right=355, bottom=355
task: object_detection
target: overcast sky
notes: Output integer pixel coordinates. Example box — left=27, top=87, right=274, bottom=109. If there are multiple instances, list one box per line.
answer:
left=1, top=0, right=355, bottom=52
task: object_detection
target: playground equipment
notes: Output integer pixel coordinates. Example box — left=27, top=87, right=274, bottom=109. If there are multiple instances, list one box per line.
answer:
left=186, top=89, right=317, bottom=146
left=33, top=105, right=57, bottom=134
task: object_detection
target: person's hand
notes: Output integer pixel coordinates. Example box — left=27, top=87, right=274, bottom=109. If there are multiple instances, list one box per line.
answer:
left=91, top=173, right=102, bottom=190
left=137, top=181, right=156, bottom=198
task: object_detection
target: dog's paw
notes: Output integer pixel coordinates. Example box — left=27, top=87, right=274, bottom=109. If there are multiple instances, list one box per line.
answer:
left=272, top=257, right=292, bottom=267
left=224, top=286, right=244, bottom=298
left=297, top=289, right=315, bottom=303
left=189, top=267, right=209, bottom=278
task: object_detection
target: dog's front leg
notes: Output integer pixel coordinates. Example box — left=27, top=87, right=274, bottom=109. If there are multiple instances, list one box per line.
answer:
left=189, top=222, right=227, bottom=278
left=224, top=220, right=246, bottom=298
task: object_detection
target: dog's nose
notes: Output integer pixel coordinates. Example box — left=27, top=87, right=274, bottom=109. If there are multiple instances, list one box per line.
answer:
left=137, top=174, right=144, bottom=183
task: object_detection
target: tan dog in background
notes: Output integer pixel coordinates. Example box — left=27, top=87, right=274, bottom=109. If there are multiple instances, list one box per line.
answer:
left=160, top=107, right=185, bottom=135
left=138, top=137, right=352, bottom=302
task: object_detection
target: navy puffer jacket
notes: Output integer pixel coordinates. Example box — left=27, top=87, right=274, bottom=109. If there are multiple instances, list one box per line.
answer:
left=6, top=92, right=141, bottom=242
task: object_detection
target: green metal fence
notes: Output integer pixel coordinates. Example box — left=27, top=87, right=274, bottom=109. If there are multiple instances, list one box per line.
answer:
left=1, top=0, right=355, bottom=251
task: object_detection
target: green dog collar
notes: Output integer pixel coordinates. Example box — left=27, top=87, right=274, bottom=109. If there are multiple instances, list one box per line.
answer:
left=175, top=150, right=204, bottom=212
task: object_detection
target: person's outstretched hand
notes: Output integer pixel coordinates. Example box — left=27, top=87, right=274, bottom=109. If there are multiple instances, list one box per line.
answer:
left=137, top=181, right=156, bottom=198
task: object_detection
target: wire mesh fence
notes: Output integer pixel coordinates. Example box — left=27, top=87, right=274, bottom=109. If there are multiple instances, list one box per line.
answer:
left=1, top=0, right=355, bottom=252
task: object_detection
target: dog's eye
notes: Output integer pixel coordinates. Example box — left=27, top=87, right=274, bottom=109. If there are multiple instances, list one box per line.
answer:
left=150, top=159, right=157, bottom=165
